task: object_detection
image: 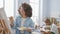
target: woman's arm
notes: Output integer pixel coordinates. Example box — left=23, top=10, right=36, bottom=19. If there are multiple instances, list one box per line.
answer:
left=26, top=19, right=34, bottom=32
left=26, top=28, right=32, bottom=32
left=13, top=16, right=21, bottom=29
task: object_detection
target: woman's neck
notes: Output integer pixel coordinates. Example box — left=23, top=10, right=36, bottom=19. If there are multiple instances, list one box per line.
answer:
left=22, top=15, right=27, bottom=18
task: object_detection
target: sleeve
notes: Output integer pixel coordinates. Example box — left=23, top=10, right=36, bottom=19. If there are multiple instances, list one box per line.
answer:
left=13, top=17, right=18, bottom=29
left=28, top=19, right=35, bottom=31
left=14, top=18, right=17, bottom=29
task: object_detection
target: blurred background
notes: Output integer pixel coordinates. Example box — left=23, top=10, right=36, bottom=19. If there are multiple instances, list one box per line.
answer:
left=0, top=0, right=60, bottom=25
left=0, top=0, right=60, bottom=34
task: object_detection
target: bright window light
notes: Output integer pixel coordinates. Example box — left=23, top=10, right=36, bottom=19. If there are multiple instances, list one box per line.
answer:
left=5, top=0, right=14, bottom=17
left=0, top=0, right=3, bottom=8
left=30, top=0, right=39, bottom=23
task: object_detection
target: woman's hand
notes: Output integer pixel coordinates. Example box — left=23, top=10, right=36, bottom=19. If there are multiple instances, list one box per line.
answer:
left=9, top=16, right=14, bottom=27
left=26, top=28, right=32, bottom=32
left=10, top=23, right=14, bottom=27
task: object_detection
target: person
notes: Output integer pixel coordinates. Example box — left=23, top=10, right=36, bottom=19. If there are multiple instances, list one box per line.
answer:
left=9, top=16, right=14, bottom=27
left=50, top=18, right=59, bottom=34
left=9, top=16, right=15, bottom=34
left=44, top=18, right=52, bottom=33
left=39, top=18, right=52, bottom=34
left=0, top=8, right=12, bottom=34
left=44, top=18, right=58, bottom=34
left=14, top=3, right=34, bottom=34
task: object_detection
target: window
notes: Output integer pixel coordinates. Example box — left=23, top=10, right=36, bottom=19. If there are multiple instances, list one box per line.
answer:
left=30, top=0, right=39, bottom=24
left=0, top=0, right=3, bottom=8
left=14, top=0, right=30, bottom=18
left=4, top=0, right=14, bottom=17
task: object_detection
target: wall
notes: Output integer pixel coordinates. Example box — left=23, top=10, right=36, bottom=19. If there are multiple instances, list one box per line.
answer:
left=43, top=0, right=51, bottom=18
left=40, top=0, right=60, bottom=26
left=43, top=0, right=60, bottom=18
left=50, top=0, right=60, bottom=18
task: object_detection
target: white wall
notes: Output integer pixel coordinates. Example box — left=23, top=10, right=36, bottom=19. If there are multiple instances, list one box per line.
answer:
left=50, top=0, right=60, bottom=18
left=43, top=0, right=51, bottom=18
left=42, top=0, right=60, bottom=26
left=43, top=0, right=60, bottom=18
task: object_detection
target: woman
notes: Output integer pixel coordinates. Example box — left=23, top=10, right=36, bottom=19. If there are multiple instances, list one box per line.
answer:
left=43, top=18, right=52, bottom=34
left=44, top=18, right=58, bottom=34
left=14, top=3, right=34, bottom=34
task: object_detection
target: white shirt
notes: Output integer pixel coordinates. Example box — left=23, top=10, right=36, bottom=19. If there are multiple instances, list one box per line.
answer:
left=41, top=22, right=59, bottom=34
left=51, top=23, right=59, bottom=34
left=21, top=18, right=26, bottom=26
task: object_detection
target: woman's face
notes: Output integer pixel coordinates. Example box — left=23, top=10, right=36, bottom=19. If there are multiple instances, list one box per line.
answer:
left=45, top=19, right=51, bottom=25
left=18, top=6, right=25, bottom=16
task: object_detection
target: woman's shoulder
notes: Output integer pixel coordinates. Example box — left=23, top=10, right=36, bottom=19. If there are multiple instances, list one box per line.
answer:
left=27, top=18, right=33, bottom=21
left=27, top=18, right=34, bottom=23
left=15, top=16, right=22, bottom=20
